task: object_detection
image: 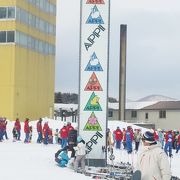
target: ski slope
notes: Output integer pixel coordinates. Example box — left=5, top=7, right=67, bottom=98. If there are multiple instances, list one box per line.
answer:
left=0, top=119, right=179, bottom=180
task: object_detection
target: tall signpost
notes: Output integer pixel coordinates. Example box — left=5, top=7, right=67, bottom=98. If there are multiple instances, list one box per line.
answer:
left=79, top=0, right=110, bottom=166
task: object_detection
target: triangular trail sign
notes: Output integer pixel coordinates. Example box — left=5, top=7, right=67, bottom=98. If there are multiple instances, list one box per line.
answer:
left=86, top=5, right=104, bottom=24
left=84, top=72, right=103, bottom=91
left=86, top=0, right=105, bottom=4
left=84, top=92, right=102, bottom=111
left=85, top=52, right=103, bottom=71
left=83, top=112, right=102, bottom=131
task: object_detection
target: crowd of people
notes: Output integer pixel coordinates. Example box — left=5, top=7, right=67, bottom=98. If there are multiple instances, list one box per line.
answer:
left=107, top=126, right=180, bottom=156
left=0, top=117, right=180, bottom=178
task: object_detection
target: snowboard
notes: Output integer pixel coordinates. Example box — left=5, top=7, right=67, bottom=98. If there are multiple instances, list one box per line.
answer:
left=131, top=170, right=141, bottom=180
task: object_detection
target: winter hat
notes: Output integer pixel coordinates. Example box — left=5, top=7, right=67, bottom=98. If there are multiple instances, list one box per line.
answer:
left=142, top=131, right=155, bottom=144
left=77, top=135, right=83, bottom=143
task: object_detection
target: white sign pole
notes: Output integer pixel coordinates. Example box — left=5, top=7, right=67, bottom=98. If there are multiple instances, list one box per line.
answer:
left=79, top=0, right=110, bottom=167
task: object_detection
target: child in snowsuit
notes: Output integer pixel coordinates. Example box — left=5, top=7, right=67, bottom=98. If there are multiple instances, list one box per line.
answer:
left=55, top=149, right=70, bottom=167
left=73, top=136, right=86, bottom=173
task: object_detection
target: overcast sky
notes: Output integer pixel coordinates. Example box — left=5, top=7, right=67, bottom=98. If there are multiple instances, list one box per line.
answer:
left=55, top=0, right=180, bottom=100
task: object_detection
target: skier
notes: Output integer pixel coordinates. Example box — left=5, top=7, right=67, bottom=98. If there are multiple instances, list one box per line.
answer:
left=60, top=124, right=68, bottom=148
left=134, top=129, right=141, bottom=152
left=54, top=128, right=59, bottom=144
left=43, top=121, right=49, bottom=145
left=157, top=129, right=164, bottom=149
left=66, top=122, right=74, bottom=135
left=2, top=117, right=8, bottom=140
left=176, top=133, right=180, bottom=153
left=135, top=130, right=171, bottom=180
left=114, top=126, right=123, bottom=149
left=14, top=118, right=21, bottom=140
left=24, top=118, right=30, bottom=143
left=164, top=130, right=174, bottom=157
left=125, top=126, right=134, bottom=154
left=29, top=126, right=33, bottom=143
left=68, top=127, right=77, bottom=158
left=36, top=118, right=43, bottom=143
left=12, top=125, right=18, bottom=142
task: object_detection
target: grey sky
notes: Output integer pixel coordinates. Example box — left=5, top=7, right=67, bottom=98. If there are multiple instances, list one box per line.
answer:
left=55, top=0, right=180, bottom=100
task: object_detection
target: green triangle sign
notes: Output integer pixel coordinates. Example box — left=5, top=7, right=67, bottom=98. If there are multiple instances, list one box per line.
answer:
left=83, top=112, right=102, bottom=131
left=84, top=92, right=102, bottom=111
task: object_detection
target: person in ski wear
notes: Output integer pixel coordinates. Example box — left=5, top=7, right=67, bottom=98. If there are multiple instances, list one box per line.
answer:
left=55, top=149, right=70, bottom=167
left=48, top=128, right=53, bottom=144
left=134, top=129, right=141, bottom=152
left=12, top=125, right=18, bottom=142
left=24, top=118, right=30, bottom=143
left=2, top=117, right=8, bottom=140
left=60, top=124, right=68, bottom=148
left=54, top=128, right=59, bottom=144
left=43, top=122, right=49, bottom=145
left=114, top=126, right=123, bottom=149
left=135, top=131, right=171, bottom=180
left=29, top=126, right=33, bottom=143
left=164, top=130, right=174, bottom=157
left=14, top=118, right=21, bottom=140
left=157, top=129, right=165, bottom=149
left=36, top=118, right=43, bottom=143
left=125, top=126, right=134, bottom=153
left=73, top=136, right=86, bottom=173
left=66, top=122, right=74, bottom=135
left=68, top=127, right=77, bottom=158
left=176, top=133, right=180, bottom=153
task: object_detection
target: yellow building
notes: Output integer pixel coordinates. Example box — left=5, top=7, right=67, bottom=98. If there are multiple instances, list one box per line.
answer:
left=0, top=0, right=56, bottom=121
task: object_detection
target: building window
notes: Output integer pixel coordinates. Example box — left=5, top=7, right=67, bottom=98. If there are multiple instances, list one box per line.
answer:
left=0, top=31, right=6, bottom=42
left=0, top=7, right=15, bottom=19
left=7, top=31, right=15, bottom=42
left=8, top=7, right=15, bottom=18
left=131, top=110, right=137, bottom=118
left=108, top=111, right=113, bottom=117
left=0, top=7, right=6, bottom=19
left=159, top=110, right=166, bottom=118
left=145, top=113, right=148, bottom=119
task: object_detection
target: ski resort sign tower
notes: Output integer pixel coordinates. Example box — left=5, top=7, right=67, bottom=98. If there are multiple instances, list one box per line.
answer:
left=79, top=0, right=110, bottom=166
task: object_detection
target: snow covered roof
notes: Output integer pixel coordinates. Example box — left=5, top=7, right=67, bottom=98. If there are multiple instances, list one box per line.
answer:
left=54, top=103, right=78, bottom=111
left=109, top=101, right=158, bottom=110
left=54, top=101, right=158, bottom=111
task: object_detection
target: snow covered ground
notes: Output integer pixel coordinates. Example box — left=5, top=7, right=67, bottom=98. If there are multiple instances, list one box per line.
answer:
left=0, top=119, right=179, bottom=180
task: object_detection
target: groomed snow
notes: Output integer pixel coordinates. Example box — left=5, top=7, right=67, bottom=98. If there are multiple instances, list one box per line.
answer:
left=0, top=119, right=179, bottom=180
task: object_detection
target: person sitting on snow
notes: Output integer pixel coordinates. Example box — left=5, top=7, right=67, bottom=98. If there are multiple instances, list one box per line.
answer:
left=55, top=148, right=70, bottom=167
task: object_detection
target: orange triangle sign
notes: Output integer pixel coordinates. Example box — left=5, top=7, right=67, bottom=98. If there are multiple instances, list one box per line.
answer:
left=84, top=72, right=103, bottom=91
left=86, top=0, right=105, bottom=4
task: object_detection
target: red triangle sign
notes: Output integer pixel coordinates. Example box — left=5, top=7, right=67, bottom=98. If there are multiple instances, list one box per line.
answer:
left=84, top=72, right=103, bottom=91
left=86, top=0, right=105, bottom=4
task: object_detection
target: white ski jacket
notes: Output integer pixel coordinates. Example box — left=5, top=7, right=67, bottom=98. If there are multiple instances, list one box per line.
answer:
left=136, top=144, right=171, bottom=180
left=73, top=142, right=86, bottom=156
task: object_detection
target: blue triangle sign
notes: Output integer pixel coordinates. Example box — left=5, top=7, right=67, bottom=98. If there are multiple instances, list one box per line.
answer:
left=85, top=52, right=103, bottom=71
left=86, top=5, right=104, bottom=24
